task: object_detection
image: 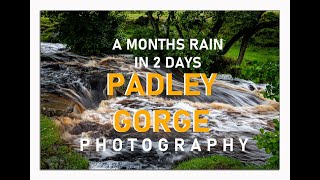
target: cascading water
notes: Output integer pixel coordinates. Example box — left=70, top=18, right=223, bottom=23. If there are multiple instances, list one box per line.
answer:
left=40, top=42, right=279, bottom=169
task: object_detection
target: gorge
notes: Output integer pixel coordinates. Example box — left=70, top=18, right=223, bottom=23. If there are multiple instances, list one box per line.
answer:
left=40, top=42, right=279, bottom=169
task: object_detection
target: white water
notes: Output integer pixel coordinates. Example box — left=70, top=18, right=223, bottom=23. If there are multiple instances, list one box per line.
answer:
left=41, top=43, right=279, bottom=169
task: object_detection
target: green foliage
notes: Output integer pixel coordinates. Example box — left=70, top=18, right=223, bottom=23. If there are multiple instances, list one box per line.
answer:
left=174, top=155, right=261, bottom=170
left=241, top=58, right=279, bottom=84
left=125, top=11, right=169, bottom=22
left=252, top=28, right=279, bottom=47
left=222, top=11, right=263, bottom=36
left=241, top=59, right=279, bottom=101
left=254, top=119, right=280, bottom=169
left=126, top=11, right=279, bottom=76
left=49, top=11, right=125, bottom=55
left=41, top=10, right=279, bottom=76
left=126, top=12, right=146, bottom=21
left=225, top=44, right=279, bottom=101
left=129, top=26, right=158, bottom=58
left=129, top=11, right=225, bottom=74
left=250, top=11, right=279, bottom=47
left=41, top=115, right=89, bottom=169
left=41, top=11, right=279, bottom=99
left=40, top=16, right=59, bottom=42
left=264, top=78, right=279, bottom=102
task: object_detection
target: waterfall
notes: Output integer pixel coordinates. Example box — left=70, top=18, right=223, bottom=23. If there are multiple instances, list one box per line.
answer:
left=40, top=42, right=279, bottom=169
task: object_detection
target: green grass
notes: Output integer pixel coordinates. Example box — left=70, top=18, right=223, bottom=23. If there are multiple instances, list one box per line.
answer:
left=41, top=115, right=89, bottom=169
left=41, top=115, right=61, bottom=150
left=125, top=12, right=147, bottom=21
left=124, top=11, right=169, bottom=21
left=225, top=44, right=279, bottom=67
left=225, top=44, right=279, bottom=83
left=174, top=155, right=262, bottom=170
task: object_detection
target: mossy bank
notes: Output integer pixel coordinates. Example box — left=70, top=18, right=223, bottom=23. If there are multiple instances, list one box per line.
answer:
left=174, top=155, right=262, bottom=170
left=40, top=115, right=89, bottom=169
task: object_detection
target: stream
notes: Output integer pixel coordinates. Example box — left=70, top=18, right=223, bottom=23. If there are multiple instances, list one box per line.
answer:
left=40, top=42, right=279, bottom=169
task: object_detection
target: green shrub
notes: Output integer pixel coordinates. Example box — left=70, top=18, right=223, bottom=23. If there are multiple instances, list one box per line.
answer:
left=40, top=16, right=59, bottom=42
left=174, top=155, right=261, bottom=170
left=240, top=59, right=279, bottom=101
left=251, top=11, right=279, bottom=47
left=253, top=119, right=280, bottom=169
left=41, top=115, right=89, bottom=169
left=51, top=11, right=125, bottom=55
left=252, top=28, right=279, bottom=47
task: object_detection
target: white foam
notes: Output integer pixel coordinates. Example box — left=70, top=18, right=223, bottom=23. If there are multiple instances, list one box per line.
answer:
left=172, top=102, right=196, bottom=112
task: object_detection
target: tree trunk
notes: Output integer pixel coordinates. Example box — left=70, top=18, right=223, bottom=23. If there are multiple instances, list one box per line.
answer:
left=165, top=12, right=172, bottom=38
left=236, top=33, right=251, bottom=65
left=219, top=28, right=247, bottom=55
left=175, top=23, right=184, bottom=39
left=147, top=11, right=159, bottom=36
left=220, top=20, right=279, bottom=55
left=208, top=11, right=225, bottom=38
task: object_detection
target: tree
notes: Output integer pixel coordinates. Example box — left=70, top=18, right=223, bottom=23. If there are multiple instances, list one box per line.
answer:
left=50, top=11, right=125, bottom=55
left=146, top=11, right=160, bottom=37
left=219, top=11, right=279, bottom=65
left=208, top=11, right=225, bottom=38
left=139, top=11, right=279, bottom=68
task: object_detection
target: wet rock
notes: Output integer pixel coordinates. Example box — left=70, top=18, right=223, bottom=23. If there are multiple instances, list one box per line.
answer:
left=248, top=84, right=255, bottom=91
left=70, top=121, right=112, bottom=135
left=41, top=93, right=74, bottom=116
